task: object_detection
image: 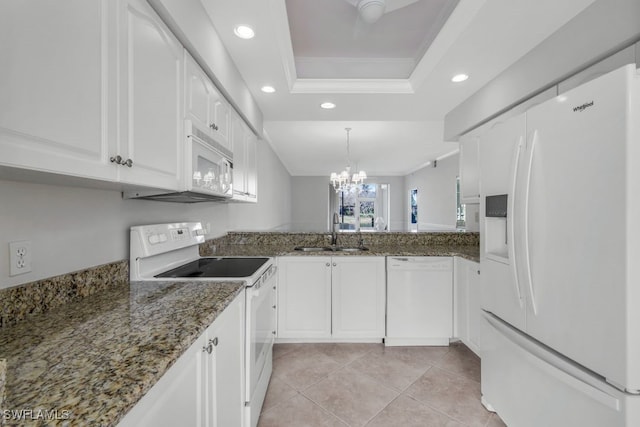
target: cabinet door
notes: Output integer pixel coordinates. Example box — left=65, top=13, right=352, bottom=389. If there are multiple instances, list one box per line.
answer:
left=331, top=257, right=386, bottom=339
left=117, top=332, right=208, bottom=427
left=454, top=257, right=481, bottom=356
left=277, top=257, right=332, bottom=339
left=117, top=0, right=182, bottom=190
left=185, top=52, right=213, bottom=133
left=459, top=132, right=480, bottom=203
left=245, top=132, right=258, bottom=201
left=210, top=86, right=230, bottom=150
left=209, top=291, right=244, bottom=427
left=466, top=261, right=481, bottom=355
left=231, top=113, right=247, bottom=198
left=0, top=0, right=116, bottom=181
left=454, top=257, right=469, bottom=343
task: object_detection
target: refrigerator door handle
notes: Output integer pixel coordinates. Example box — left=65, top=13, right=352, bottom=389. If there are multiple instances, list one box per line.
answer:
left=484, top=312, right=622, bottom=411
left=508, top=137, right=524, bottom=306
left=523, top=130, right=538, bottom=314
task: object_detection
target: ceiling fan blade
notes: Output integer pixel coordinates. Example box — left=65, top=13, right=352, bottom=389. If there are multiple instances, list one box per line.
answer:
left=385, top=0, right=420, bottom=13
left=353, top=13, right=368, bottom=39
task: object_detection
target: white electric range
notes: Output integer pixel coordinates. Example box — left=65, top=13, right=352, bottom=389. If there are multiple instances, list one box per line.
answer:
left=130, top=222, right=276, bottom=427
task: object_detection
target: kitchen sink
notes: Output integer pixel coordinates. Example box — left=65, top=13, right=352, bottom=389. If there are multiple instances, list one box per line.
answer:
left=293, top=246, right=369, bottom=252
left=293, top=246, right=332, bottom=252
left=336, top=247, right=369, bottom=252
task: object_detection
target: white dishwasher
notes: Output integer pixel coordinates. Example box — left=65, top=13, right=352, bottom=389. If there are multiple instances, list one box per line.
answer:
left=386, top=257, right=453, bottom=346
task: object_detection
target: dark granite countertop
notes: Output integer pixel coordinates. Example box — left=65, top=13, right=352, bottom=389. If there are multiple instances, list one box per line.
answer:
left=208, top=244, right=480, bottom=263
left=0, top=280, right=244, bottom=427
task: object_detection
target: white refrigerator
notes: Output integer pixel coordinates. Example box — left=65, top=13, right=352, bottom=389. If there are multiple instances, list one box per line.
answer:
left=479, top=64, right=640, bottom=426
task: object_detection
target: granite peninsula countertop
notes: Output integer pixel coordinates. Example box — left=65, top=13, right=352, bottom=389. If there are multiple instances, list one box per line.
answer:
left=0, top=280, right=244, bottom=427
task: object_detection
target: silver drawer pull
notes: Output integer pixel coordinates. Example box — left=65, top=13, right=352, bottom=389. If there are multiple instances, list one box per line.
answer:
left=203, top=343, right=213, bottom=354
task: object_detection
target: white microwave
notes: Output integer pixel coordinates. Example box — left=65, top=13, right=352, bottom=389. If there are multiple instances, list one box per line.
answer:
left=124, top=120, right=233, bottom=203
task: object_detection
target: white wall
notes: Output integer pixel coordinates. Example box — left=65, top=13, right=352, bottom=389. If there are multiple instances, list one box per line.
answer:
left=290, top=177, right=330, bottom=232
left=0, top=140, right=291, bottom=289
left=444, top=0, right=640, bottom=139
left=404, top=154, right=460, bottom=231
left=290, top=175, right=406, bottom=232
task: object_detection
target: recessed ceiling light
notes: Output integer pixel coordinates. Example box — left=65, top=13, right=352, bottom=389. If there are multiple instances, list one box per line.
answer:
left=320, top=102, right=336, bottom=109
left=261, top=85, right=276, bottom=93
left=451, top=73, right=469, bottom=83
left=234, top=25, right=255, bottom=39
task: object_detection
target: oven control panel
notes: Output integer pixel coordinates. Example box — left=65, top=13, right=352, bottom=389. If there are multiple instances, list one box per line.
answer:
left=130, top=222, right=206, bottom=260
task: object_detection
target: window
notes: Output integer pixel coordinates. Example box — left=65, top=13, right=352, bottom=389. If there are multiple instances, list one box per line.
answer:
left=333, top=183, right=389, bottom=232
left=456, top=176, right=466, bottom=228
left=410, top=189, right=418, bottom=224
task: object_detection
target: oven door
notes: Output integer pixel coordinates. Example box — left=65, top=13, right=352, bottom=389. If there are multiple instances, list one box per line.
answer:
left=246, top=267, right=276, bottom=401
left=187, top=122, right=233, bottom=199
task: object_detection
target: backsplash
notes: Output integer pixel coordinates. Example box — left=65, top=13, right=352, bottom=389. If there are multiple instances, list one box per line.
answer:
left=215, top=231, right=477, bottom=246
left=200, top=231, right=480, bottom=255
left=0, top=261, right=128, bottom=328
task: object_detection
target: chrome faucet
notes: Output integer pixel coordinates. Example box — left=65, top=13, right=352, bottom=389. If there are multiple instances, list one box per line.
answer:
left=331, top=212, right=339, bottom=246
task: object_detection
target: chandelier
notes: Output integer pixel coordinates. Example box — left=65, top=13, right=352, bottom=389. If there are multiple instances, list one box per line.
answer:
left=330, top=128, right=367, bottom=193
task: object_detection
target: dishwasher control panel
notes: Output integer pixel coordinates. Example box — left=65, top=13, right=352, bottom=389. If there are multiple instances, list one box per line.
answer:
left=387, top=257, right=453, bottom=271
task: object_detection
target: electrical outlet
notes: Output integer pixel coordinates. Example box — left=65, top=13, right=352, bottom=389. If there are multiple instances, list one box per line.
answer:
left=9, top=240, right=32, bottom=276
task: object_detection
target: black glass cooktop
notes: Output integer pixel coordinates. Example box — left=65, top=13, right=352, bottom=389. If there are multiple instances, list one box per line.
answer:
left=155, top=257, right=269, bottom=278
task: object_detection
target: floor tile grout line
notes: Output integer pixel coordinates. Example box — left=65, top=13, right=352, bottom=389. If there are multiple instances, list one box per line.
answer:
left=428, top=363, right=482, bottom=385
left=299, top=392, right=354, bottom=427
left=401, top=391, right=479, bottom=427
left=345, top=358, right=435, bottom=395
left=361, top=393, right=406, bottom=427
left=258, top=381, right=299, bottom=417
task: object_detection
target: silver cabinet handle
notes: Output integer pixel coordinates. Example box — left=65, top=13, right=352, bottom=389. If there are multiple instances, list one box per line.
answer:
left=210, top=337, right=218, bottom=347
left=110, top=155, right=133, bottom=167
left=332, top=262, right=337, bottom=267
left=272, top=305, right=276, bottom=309
left=326, top=262, right=330, bottom=267
left=209, top=123, right=219, bottom=131
left=203, top=343, right=213, bottom=354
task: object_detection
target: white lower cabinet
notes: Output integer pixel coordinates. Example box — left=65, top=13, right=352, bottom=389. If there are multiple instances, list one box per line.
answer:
left=454, top=257, right=481, bottom=355
left=277, top=256, right=385, bottom=341
left=118, top=291, right=245, bottom=427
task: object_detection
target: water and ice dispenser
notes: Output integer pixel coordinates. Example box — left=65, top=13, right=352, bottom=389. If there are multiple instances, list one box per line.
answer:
left=484, top=194, right=508, bottom=262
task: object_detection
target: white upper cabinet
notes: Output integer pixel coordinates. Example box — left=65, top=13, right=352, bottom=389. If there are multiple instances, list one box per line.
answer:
left=245, top=132, right=258, bottom=201
left=0, top=0, right=182, bottom=191
left=231, top=111, right=258, bottom=202
left=116, top=0, right=182, bottom=190
left=0, top=0, right=117, bottom=181
left=209, top=86, right=230, bottom=151
left=458, top=132, right=480, bottom=204
left=185, top=53, right=231, bottom=151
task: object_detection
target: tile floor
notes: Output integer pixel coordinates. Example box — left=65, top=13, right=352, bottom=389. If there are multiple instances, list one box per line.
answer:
left=258, top=342, right=506, bottom=427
